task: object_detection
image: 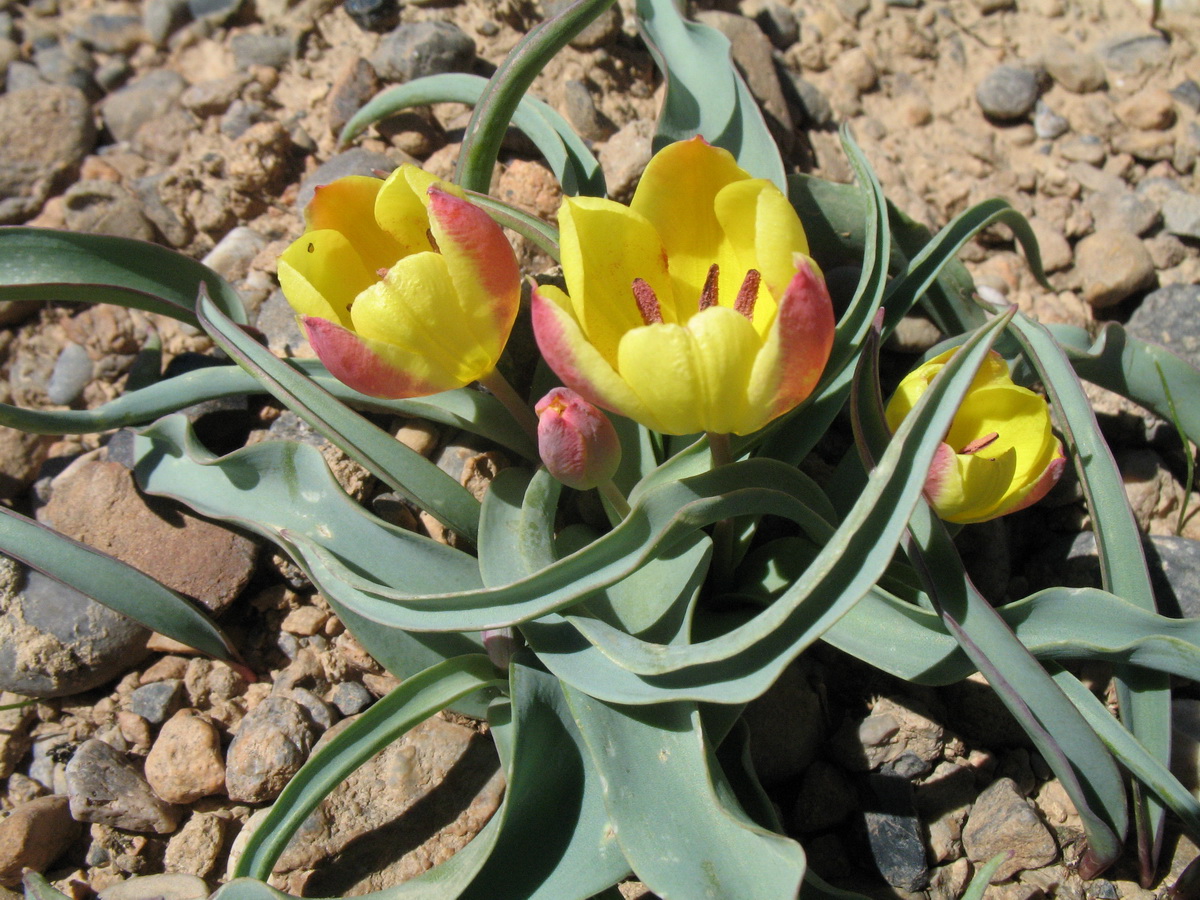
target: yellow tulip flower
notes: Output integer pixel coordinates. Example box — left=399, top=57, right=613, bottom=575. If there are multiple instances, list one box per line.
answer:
left=886, top=348, right=1066, bottom=524
left=531, top=137, right=835, bottom=436
left=278, top=165, right=520, bottom=398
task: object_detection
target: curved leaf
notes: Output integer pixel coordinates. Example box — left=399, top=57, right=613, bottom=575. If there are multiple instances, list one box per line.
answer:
left=0, top=506, right=239, bottom=663
left=0, top=227, right=246, bottom=325
left=636, top=0, right=785, bottom=190
left=340, top=72, right=603, bottom=199
left=196, top=288, right=481, bottom=542
left=456, top=0, right=615, bottom=195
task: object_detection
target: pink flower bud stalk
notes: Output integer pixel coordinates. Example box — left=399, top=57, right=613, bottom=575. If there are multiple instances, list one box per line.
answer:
left=535, top=388, right=623, bottom=495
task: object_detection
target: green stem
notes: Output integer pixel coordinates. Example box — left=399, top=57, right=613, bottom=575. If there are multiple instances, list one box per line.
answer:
left=454, top=0, right=618, bottom=193
left=707, top=432, right=735, bottom=589
left=479, top=369, right=539, bottom=448
left=598, top=478, right=632, bottom=520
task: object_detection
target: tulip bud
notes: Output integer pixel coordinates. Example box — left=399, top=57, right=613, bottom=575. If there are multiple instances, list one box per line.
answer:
left=535, top=387, right=622, bottom=491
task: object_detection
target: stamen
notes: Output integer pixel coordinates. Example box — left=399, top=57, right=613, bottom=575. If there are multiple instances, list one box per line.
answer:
left=426, top=228, right=439, bottom=253
left=632, top=279, right=664, bottom=324
left=698, top=263, right=719, bottom=310
left=734, top=269, right=761, bottom=319
left=959, top=432, right=999, bottom=455
left=377, top=268, right=390, bottom=279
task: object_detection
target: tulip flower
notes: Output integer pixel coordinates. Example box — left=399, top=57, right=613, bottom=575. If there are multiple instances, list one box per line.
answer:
left=886, top=348, right=1067, bottom=525
left=535, top=387, right=622, bottom=491
left=277, top=165, right=520, bottom=399
left=531, top=137, right=835, bottom=436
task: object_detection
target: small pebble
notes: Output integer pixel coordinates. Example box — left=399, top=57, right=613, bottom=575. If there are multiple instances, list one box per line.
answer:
left=1162, top=191, right=1200, bottom=241
left=230, top=31, right=293, bottom=71
left=65, top=739, right=180, bottom=834
left=144, top=710, right=226, bottom=804
left=343, top=0, right=400, bottom=32
left=200, top=226, right=265, bottom=283
left=46, top=342, right=92, bottom=405
left=370, top=21, right=476, bottom=84
left=1033, top=100, right=1068, bottom=140
left=1115, top=87, right=1176, bottom=131
left=128, top=680, right=184, bottom=725
left=97, top=874, right=208, bottom=900
left=1172, top=79, right=1200, bottom=114
left=225, top=696, right=316, bottom=803
left=976, top=65, right=1039, bottom=121
left=187, top=0, right=243, bottom=24
left=1075, top=229, right=1156, bottom=308
left=287, top=687, right=338, bottom=731
left=0, top=795, right=80, bottom=887
left=753, top=3, right=799, bottom=49
left=1098, top=32, right=1169, bottom=73
left=143, top=0, right=190, bottom=47
left=330, top=681, right=374, bottom=716
left=1084, top=189, right=1161, bottom=237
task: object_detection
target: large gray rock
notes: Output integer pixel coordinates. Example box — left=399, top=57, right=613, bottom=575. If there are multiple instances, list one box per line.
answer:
left=0, top=556, right=149, bottom=698
left=1126, top=284, right=1200, bottom=371
left=0, top=85, right=94, bottom=224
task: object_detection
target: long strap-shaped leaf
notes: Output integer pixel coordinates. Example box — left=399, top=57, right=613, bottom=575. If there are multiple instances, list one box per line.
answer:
left=850, top=312, right=1127, bottom=876
left=1004, top=308, right=1168, bottom=881
left=636, top=0, right=785, bottom=191
left=0, top=227, right=246, bottom=325
left=195, top=287, right=481, bottom=542
left=1053, top=320, right=1200, bottom=449
left=563, top=684, right=805, bottom=900
left=340, top=72, right=603, bottom=199
left=233, top=654, right=504, bottom=881
left=455, top=0, right=616, bottom=194
left=0, top=506, right=239, bottom=663
left=0, top=358, right=534, bottom=458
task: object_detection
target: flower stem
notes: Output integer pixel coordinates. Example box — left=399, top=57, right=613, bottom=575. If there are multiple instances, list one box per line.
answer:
left=598, top=478, right=631, bottom=520
left=706, top=432, right=736, bottom=591
left=480, top=369, right=539, bottom=448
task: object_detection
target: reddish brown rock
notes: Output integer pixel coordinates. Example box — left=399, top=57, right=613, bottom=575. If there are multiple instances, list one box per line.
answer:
left=0, top=796, right=80, bottom=886
left=40, top=459, right=259, bottom=615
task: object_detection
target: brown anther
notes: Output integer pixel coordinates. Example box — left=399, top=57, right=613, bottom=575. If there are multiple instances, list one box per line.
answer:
left=377, top=268, right=390, bottom=279
left=632, top=279, right=664, bottom=324
left=698, top=263, right=720, bottom=310
left=426, top=228, right=439, bottom=253
left=959, top=432, right=999, bottom=455
left=734, top=269, right=761, bottom=319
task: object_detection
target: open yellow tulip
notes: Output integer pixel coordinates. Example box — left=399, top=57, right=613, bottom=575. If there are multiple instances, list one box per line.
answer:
left=886, top=348, right=1067, bottom=524
left=278, top=166, right=520, bottom=399
left=531, top=137, right=835, bottom=436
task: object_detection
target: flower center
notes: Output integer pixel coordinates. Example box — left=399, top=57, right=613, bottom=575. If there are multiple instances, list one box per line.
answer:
left=959, top=432, right=999, bottom=455
left=629, top=265, right=763, bottom=325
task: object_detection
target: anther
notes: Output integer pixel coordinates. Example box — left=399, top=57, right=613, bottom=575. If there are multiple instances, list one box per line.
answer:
left=734, top=269, right=761, bottom=319
left=959, top=432, right=999, bottom=455
left=698, top=264, right=719, bottom=310
left=426, top=228, right=439, bottom=253
left=632, top=279, right=664, bottom=324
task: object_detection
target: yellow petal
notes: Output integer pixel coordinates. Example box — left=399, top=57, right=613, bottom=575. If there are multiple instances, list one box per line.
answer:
left=374, top=167, right=436, bottom=257
left=630, top=137, right=749, bottom=304
left=885, top=349, right=1013, bottom=431
left=350, top=251, right=494, bottom=386
left=531, top=285, right=662, bottom=431
left=713, top=179, right=811, bottom=330
left=278, top=229, right=375, bottom=328
left=305, top=176, right=405, bottom=274
left=921, top=441, right=1017, bottom=520
left=945, top=384, right=1057, bottom=483
left=682, top=306, right=762, bottom=435
left=559, top=196, right=674, bottom=365
left=617, top=323, right=706, bottom=436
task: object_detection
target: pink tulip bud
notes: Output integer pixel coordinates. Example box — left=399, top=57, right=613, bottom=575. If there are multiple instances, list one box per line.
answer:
left=535, top=387, right=622, bottom=491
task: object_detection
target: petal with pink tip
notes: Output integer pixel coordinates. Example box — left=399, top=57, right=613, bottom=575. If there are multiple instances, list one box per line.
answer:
left=746, top=256, right=835, bottom=426
left=426, top=186, right=520, bottom=353
left=531, top=285, right=660, bottom=431
left=303, top=317, right=461, bottom=399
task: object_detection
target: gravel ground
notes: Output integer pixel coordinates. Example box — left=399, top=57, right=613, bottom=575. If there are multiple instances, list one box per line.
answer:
left=0, top=0, right=1199, bottom=897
